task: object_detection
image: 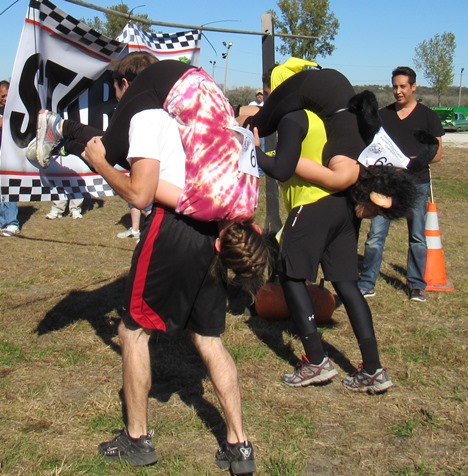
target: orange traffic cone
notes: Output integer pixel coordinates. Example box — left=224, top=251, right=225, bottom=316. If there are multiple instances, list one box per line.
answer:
left=424, top=201, right=454, bottom=292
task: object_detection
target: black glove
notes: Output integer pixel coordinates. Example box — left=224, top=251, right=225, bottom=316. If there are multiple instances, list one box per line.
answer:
left=406, top=130, right=439, bottom=172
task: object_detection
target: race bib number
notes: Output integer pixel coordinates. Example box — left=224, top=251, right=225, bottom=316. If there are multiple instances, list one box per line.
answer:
left=227, top=125, right=259, bottom=178
left=358, top=127, right=410, bottom=169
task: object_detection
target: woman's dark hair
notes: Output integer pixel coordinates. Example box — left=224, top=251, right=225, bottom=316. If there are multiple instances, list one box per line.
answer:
left=349, top=166, right=419, bottom=220
left=216, top=217, right=272, bottom=294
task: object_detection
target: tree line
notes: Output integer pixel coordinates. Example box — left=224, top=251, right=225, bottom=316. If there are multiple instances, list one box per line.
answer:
left=83, top=1, right=459, bottom=107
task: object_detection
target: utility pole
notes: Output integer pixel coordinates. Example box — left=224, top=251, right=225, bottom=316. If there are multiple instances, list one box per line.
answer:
left=222, top=41, right=232, bottom=93
left=261, top=13, right=282, bottom=234
left=458, top=67, right=464, bottom=107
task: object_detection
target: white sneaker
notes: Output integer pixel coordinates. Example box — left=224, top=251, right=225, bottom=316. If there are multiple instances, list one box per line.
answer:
left=46, top=211, right=63, bottom=220
left=35, top=110, right=63, bottom=168
left=2, top=225, right=20, bottom=236
left=71, top=210, right=83, bottom=219
left=117, top=227, right=140, bottom=239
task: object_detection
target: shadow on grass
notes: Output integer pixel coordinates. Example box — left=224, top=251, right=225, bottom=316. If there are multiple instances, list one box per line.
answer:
left=384, top=264, right=408, bottom=292
left=36, top=275, right=126, bottom=353
left=36, top=277, right=230, bottom=444
left=17, top=204, right=39, bottom=226
left=147, top=331, right=228, bottom=444
left=239, top=285, right=356, bottom=375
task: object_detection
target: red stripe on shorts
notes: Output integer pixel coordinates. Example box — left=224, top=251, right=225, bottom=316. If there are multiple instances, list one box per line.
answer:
left=129, top=207, right=167, bottom=331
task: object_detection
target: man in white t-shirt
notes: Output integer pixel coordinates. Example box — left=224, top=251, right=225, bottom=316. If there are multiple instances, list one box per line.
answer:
left=81, top=109, right=256, bottom=473
left=248, top=89, right=264, bottom=107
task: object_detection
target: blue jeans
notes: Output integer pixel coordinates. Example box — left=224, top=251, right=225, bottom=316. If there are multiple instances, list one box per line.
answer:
left=358, top=182, right=430, bottom=291
left=0, top=202, right=19, bottom=228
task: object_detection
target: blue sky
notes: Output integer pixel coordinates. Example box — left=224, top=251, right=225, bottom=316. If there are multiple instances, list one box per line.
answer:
left=1, top=0, right=466, bottom=91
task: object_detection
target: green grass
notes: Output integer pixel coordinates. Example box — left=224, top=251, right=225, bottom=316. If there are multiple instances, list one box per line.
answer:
left=0, top=146, right=467, bottom=475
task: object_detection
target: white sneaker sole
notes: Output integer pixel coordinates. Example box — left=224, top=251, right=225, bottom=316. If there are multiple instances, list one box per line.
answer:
left=36, top=111, right=52, bottom=168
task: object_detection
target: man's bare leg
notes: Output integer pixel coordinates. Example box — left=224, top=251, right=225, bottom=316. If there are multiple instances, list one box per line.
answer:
left=192, top=332, right=256, bottom=473
left=191, top=332, right=246, bottom=443
left=119, top=322, right=152, bottom=437
left=98, top=322, right=157, bottom=467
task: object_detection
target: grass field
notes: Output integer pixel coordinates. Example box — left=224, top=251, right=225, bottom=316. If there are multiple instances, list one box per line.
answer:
left=0, top=145, right=467, bottom=475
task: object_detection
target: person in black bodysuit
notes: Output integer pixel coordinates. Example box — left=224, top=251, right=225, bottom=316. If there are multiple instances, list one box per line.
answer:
left=246, top=69, right=395, bottom=393
left=244, top=66, right=436, bottom=393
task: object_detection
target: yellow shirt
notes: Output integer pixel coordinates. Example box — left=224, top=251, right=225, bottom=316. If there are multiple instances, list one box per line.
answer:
left=269, top=58, right=331, bottom=212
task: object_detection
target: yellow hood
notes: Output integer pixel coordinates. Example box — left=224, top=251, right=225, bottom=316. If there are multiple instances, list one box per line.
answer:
left=271, top=57, right=320, bottom=91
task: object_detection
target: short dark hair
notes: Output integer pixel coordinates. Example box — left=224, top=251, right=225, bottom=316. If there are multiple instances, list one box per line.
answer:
left=392, top=66, right=416, bottom=85
left=111, top=52, right=159, bottom=87
left=0, top=80, right=10, bottom=90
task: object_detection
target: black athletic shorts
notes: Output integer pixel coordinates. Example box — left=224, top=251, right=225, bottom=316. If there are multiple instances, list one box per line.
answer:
left=122, top=206, right=226, bottom=336
left=280, top=193, right=358, bottom=282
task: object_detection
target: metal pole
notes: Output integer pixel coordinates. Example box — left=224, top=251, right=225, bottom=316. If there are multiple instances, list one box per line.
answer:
left=458, top=67, right=464, bottom=107
left=64, top=0, right=318, bottom=40
left=222, top=42, right=232, bottom=93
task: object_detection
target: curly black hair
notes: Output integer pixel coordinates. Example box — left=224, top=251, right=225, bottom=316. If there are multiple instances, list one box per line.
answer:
left=349, top=166, right=420, bottom=220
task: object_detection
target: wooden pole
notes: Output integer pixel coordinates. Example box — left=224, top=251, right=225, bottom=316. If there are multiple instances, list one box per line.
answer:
left=261, top=13, right=282, bottom=233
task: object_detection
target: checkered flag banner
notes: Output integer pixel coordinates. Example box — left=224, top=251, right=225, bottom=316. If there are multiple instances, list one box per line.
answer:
left=4, top=173, right=120, bottom=203
left=0, top=0, right=131, bottom=202
left=117, top=23, right=201, bottom=66
left=33, top=0, right=125, bottom=59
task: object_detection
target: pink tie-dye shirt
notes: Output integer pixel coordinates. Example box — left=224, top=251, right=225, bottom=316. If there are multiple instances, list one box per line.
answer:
left=164, top=68, right=259, bottom=222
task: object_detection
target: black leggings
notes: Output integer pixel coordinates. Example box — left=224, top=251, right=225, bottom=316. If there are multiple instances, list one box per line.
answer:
left=61, top=120, right=101, bottom=158
left=281, top=275, right=381, bottom=373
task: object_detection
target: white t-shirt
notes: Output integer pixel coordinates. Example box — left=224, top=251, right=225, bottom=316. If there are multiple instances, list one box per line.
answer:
left=127, top=109, right=185, bottom=189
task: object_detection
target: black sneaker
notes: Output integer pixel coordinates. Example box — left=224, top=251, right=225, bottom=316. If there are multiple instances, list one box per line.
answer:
left=98, top=428, right=158, bottom=466
left=215, top=440, right=256, bottom=474
left=409, top=289, right=426, bottom=302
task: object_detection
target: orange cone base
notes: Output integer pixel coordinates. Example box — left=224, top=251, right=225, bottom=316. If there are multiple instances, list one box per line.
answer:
left=426, top=280, right=454, bottom=293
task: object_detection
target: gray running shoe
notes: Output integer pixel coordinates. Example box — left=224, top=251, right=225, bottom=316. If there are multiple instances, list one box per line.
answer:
left=25, top=137, right=39, bottom=165
left=342, top=366, right=393, bottom=394
left=98, top=428, right=158, bottom=467
left=35, top=109, right=62, bottom=167
left=215, top=440, right=256, bottom=474
left=283, top=356, right=338, bottom=387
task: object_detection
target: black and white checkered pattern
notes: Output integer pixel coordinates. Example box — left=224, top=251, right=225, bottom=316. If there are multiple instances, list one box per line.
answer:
left=32, top=0, right=126, bottom=58
left=117, top=23, right=201, bottom=54
left=1, top=175, right=117, bottom=202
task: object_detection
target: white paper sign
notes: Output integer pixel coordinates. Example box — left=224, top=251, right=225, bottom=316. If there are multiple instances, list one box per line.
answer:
left=358, top=127, right=410, bottom=169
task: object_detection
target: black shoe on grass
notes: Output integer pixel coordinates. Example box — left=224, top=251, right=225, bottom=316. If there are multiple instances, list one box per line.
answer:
left=215, top=440, right=256, bottom=474
left=98, top=428, right=157, bottom=466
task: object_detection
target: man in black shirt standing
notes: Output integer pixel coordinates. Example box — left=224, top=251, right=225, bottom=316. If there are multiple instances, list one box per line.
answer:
left=358, top=66, right=444, bottom=302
